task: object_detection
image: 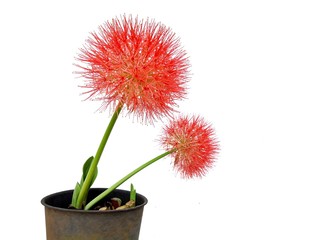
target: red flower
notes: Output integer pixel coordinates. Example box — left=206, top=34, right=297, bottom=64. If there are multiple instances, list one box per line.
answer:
left=75, top=15, right=190, bottom=122
left=161, top=115, right=219, bottom=178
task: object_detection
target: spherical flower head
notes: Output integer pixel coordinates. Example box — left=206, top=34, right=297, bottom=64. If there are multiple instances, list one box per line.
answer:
left=75, top=15, right=190, bottom=123
left=161, top=115, right=219, bottom=178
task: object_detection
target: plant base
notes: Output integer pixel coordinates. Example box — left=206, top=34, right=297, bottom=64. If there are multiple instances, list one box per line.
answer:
left=41, top=188, right=148, bottom=240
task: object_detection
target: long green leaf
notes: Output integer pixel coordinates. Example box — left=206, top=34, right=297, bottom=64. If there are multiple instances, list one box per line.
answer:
left=71, top=182, right=81, bottom=207
left=81, top=156, right=98, bottom=186
left=71, top=156, right=98, bottom=208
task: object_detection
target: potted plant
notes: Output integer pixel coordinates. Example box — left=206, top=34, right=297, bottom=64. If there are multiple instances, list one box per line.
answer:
left=41, top=14, right=219, bottom=240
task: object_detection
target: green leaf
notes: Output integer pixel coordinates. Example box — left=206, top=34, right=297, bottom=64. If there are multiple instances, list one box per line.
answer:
left=71, top=156, right=98, bottom=209
left=130, top=183, right=136, bottom=203
left=71, top=182, right=81, bottom=207
left=81, top=156, right=98, bottom=187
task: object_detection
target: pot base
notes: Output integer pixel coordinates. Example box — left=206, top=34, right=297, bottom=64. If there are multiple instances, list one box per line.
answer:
left=41, top=188, right=148, bottom=240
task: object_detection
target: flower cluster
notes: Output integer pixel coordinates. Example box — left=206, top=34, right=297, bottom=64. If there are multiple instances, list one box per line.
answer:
left=161, top=115, right=219, bottom=178
left=72, top=15, right=219, bottom=210
left=75, top=15, right=190, bottom=122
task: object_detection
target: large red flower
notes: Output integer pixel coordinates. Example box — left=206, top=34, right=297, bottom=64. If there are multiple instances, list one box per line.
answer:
left=75, top=15, right=190, bottom=122
left=161, top=115, right=219, bottom=178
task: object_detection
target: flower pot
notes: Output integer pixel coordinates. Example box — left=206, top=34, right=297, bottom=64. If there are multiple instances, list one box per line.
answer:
left=41, top=188, right=148, bottom=240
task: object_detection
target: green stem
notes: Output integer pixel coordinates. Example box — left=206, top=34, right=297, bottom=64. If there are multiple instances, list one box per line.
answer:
left=75, top=104, right=123, bottom=209
left=84, top=150, right=174, bottom=210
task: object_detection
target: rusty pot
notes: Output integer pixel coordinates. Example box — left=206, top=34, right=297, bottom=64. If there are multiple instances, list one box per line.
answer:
left=41, top=188, right=148, bottom=240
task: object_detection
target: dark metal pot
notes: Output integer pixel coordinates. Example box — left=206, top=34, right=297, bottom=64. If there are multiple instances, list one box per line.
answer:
left=41, top=188, right=148, bottom=240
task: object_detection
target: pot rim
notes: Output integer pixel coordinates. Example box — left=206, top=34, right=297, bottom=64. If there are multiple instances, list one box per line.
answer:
left=41, top=188, right=148, bottom=213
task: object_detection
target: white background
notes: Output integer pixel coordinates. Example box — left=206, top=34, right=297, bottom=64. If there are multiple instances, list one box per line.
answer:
left=1, top=0, right=320, bottom=239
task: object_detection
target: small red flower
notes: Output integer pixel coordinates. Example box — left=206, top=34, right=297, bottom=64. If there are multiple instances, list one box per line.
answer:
left=161, top=115, right=219, bottom=178
left=75, top=15, right=190, bottom=122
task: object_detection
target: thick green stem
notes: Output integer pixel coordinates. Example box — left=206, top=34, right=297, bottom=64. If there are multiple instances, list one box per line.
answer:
left=84, top=150, right=174, bottom=210
left=75, top=104, right=123, bottom=209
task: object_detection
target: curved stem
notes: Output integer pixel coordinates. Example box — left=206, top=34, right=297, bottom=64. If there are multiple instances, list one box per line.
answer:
left=85, top=150, right=174, bottom=210
left=75, top=104, right=123, bottom=209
